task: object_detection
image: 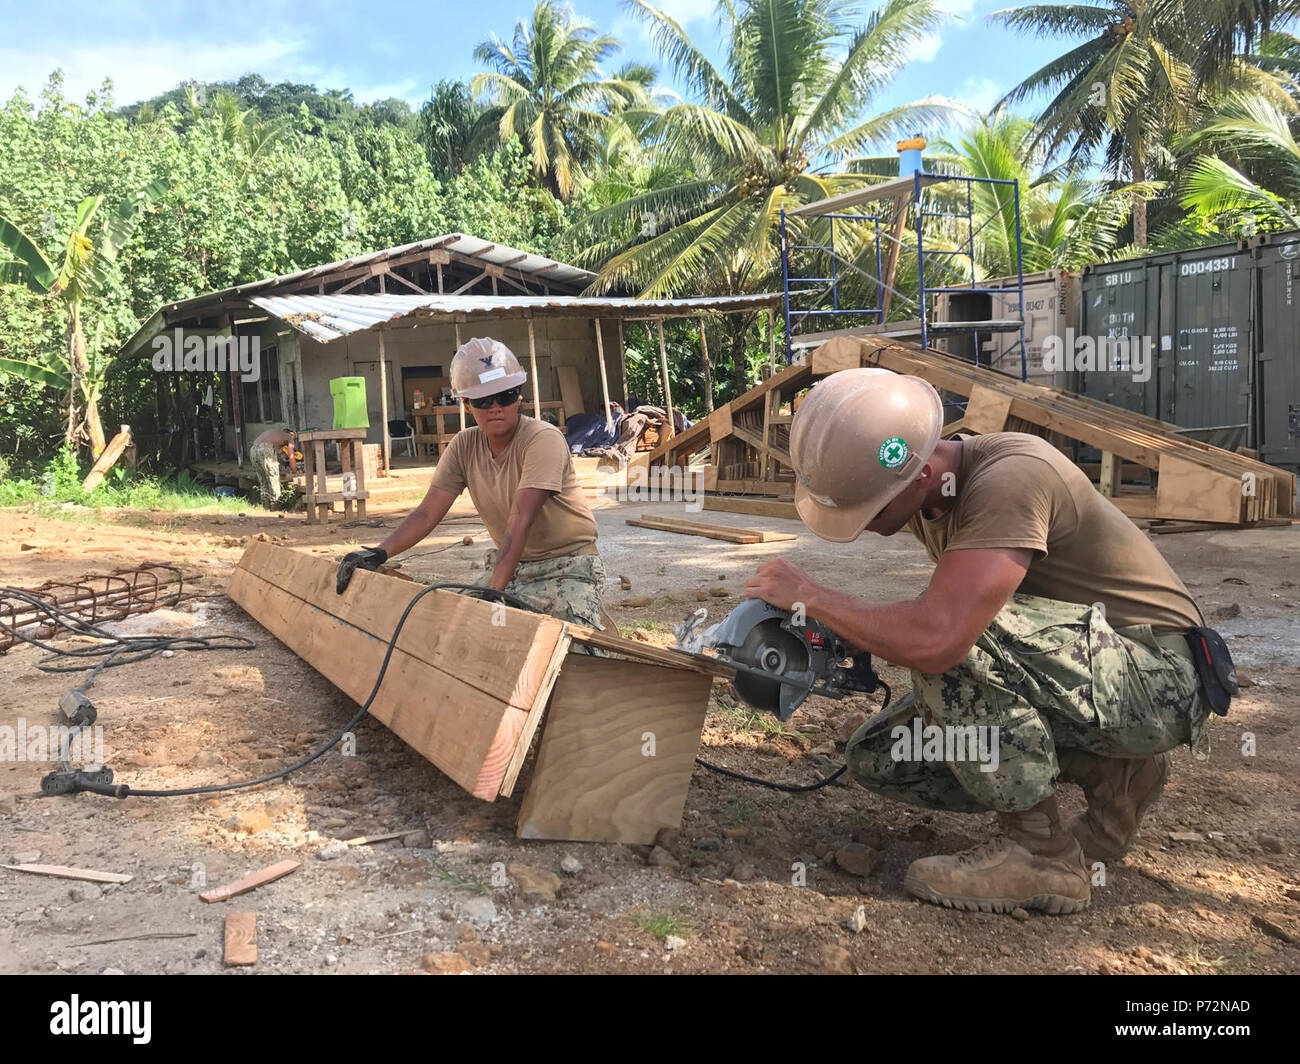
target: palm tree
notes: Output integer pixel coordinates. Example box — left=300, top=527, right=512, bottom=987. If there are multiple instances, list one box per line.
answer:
left=572, top=0, right=951, bottom=393
left=1177, top=91, right=1300, bottom=233
left=471, top=1, right=647, bottom=200
left=930, top=113, right=1145, bottom=275
left=417, top=80, right=484, bottom=177
left=0, top=183, right=162, bottom=454
left=991, top=1, right=1199, bottom=247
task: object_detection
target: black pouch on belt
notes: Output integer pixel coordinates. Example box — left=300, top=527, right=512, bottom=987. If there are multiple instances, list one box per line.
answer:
left=1183, top=626, right=1237, bottom=716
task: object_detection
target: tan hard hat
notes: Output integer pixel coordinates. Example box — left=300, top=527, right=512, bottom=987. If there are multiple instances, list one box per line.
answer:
left=790, top=368, right=944, bottom=542
left=450, top=337, right=528, bottom=399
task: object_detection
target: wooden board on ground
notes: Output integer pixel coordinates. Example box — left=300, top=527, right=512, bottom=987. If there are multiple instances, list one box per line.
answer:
left=201, top=859, right=300, bottom=903
left=516, top=655, right=713, bottom=844
left=3, top=864, right=132, bottom=884
left=703, top=496, right=800, bottom=521
left=628, top=514, right=797, bottom=543
left=224, top=912, right=257, bottom=966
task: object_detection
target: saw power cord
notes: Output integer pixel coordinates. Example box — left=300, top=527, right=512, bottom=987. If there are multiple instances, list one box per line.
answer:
left=694, top=680, right=891, bottom=793
left=1, top=582, right=533, bottom=800
left=8, top=578, right=886, bottom=800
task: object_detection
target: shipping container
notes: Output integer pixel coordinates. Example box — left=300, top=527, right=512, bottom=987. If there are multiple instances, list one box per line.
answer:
left=933, top=269, right=1079, bottom=389
left=1253, top=232, right=1300, bottom=468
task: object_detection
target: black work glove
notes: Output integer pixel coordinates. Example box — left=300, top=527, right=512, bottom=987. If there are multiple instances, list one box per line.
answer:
left=336, top=547, right=388, bottom=594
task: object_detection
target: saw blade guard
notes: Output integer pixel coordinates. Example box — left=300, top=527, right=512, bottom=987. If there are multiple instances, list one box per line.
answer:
left=708, top=599, right=825, bottom=720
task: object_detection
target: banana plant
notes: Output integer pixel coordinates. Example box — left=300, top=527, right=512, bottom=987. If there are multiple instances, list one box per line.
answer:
left=0, top=180, right=164, bottom=455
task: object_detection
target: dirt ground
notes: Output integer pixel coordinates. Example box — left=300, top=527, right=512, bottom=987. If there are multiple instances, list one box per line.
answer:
left=0, top=487, right=1297, bottom=976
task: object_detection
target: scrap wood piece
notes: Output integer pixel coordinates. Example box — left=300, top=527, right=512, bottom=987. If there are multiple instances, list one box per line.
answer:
left=628, top=513, right=797, bottom=543
left=3, top=864, right=132, bottom=884
left=200, top=859, right=300, bottom=903
left=345, top=832, right=406, bottom=847
left=224, top=912, right=257, bottom=967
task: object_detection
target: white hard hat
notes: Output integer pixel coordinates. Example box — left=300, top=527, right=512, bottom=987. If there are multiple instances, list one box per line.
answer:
left=790, top=368, right=944, bottom=542
left=450, top=337, right=528, bottom=399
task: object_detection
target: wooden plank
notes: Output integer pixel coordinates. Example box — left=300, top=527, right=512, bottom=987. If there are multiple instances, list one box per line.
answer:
left=499, top=626, right=574, bottom=798
left=627, top=517, right=762, bottom=544
left=730, top=422, right=793, bottom=469
left=200, top=859, right=300, bottom=903
left=635, top=514, right=797, bottom=543
left=703, top=496, right=800, bottom=520
left=1156, top=455, right=1246, bottom=524
left=224, top=912, right=257, bottom=967
left=516, top=656, right=713, bottom=844
left=565, top=624, right=735, bottom=678
left=1099, top=451, right=1122, bottom=498
left=709, top=403, right=733, bottom=443
left=236, top=542, right=565, bottom=710
left=227, top=565, right=528, bottom=800
left=963, top=385, right=1012, bottom=435
left=3, top=864, right=132, bottom=884
left=557, top=365, right=586, bottom=417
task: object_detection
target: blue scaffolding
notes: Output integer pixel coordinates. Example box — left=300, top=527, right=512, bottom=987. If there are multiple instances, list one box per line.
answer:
left=780, top=170, right=1029, bottom=378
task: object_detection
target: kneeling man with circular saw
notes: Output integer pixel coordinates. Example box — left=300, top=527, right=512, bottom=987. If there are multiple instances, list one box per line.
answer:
left=742, top=368, right=1233, bottom=915
left=336, top=338, right=606, bottom=628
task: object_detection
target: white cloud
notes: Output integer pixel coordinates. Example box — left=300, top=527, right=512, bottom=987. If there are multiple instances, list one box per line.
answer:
left=959, top=75, right=1002, bottom=116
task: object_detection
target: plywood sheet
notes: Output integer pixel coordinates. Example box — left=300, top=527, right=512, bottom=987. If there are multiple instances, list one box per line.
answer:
left=516, top=655, right=713, bottom=843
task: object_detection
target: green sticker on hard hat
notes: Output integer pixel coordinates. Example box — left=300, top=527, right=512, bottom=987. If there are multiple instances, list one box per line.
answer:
left=878, top=436, right=908, bottom=469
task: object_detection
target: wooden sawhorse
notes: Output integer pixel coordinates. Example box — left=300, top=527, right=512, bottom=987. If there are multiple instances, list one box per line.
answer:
left=299, top=428, right=371, bottom=524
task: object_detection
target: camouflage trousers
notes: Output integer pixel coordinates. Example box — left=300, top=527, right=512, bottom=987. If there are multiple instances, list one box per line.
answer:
left=845, top=593, right=1207, bottom=814
left=249, top=442, right=281, bottom=507
left=483, top=548, right=607, bottom=630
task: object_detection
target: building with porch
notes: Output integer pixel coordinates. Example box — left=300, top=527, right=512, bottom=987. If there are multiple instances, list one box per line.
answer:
left=118, top=233, right=779, bottom=481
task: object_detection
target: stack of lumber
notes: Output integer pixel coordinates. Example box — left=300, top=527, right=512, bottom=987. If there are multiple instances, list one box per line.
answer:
left=227, top=542, right=732, bottom=843
left=651, top=330, right=1295, bottom=528
left=813, top=335, right=1295, bottom=527
left=626, top=513, right=797, bottom=543
left=648, top=360, right=813, bottom=495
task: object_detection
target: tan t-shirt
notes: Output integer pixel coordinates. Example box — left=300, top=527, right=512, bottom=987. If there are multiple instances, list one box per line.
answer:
left=906, top=433, right=1203, bottom=631
left=430, top=416, right=598, bottom=562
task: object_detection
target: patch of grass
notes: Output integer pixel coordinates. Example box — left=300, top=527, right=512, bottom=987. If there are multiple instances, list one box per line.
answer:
left=429, top=861, right=491, bottom=896
left=627, top=906, right=692, bottom=940
left=721, top=702, right=813, bottom=746
left=722, top=797, right=757, bottom=825
left=634, top=620, right=662, bottom=633
left=1201, top=945, right=1255, bottom=973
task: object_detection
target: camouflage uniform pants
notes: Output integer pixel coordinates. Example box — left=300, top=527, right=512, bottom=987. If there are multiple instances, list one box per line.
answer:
left=483, top=548, right=607, bottom=629
left=249, top=442, right=281, bottom=507
left=845, top=593, right=1207, bottom=814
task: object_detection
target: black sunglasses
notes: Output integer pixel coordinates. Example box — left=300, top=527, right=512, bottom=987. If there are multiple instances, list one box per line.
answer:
left=468, top=387, right=521, bottom=410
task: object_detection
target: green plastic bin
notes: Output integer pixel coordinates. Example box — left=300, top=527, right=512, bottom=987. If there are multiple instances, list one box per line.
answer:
left=330, top=376, right=369, bottom=430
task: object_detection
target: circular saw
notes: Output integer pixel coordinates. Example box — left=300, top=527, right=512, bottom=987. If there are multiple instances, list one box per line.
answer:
left=675, top=599, right=880, bottom=721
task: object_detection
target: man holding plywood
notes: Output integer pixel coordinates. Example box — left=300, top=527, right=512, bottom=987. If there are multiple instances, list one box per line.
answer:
left=337, top=338, right=607, bottom=629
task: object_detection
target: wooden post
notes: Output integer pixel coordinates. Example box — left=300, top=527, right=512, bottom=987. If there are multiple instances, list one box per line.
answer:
left=527, top=318, right=541, bottom=419
left=767, top=307, right=777, bottom=374
left=454, top=322, right=466, bottom=431
left=1100, top=451, right=1122, bottom=497
left=594, top=319, right=614, bottom=434
left=616, top=319, right=628, bottom=405
left=657, top=320, right=675, bottom=439
left=699, top=318, right=714, bottom=413
left=378, top=331, right=391, bottom=475
left=881, top=193, right=911, bottom=318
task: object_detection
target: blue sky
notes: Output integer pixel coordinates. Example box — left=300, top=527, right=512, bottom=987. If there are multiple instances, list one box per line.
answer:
left=0, top=0, right=1071, bottom=133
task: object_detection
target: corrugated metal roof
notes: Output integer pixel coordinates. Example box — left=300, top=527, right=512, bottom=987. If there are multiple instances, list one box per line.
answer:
left=250, top=292, right=780, bottom=344
left=118, top=233, right=596, bottom=359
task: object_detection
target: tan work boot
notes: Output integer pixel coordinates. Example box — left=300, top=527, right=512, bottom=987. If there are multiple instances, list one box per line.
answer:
left=1057, top=750, right=1170, bottom=862
left=904, top=795, right=1091, bottom=915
